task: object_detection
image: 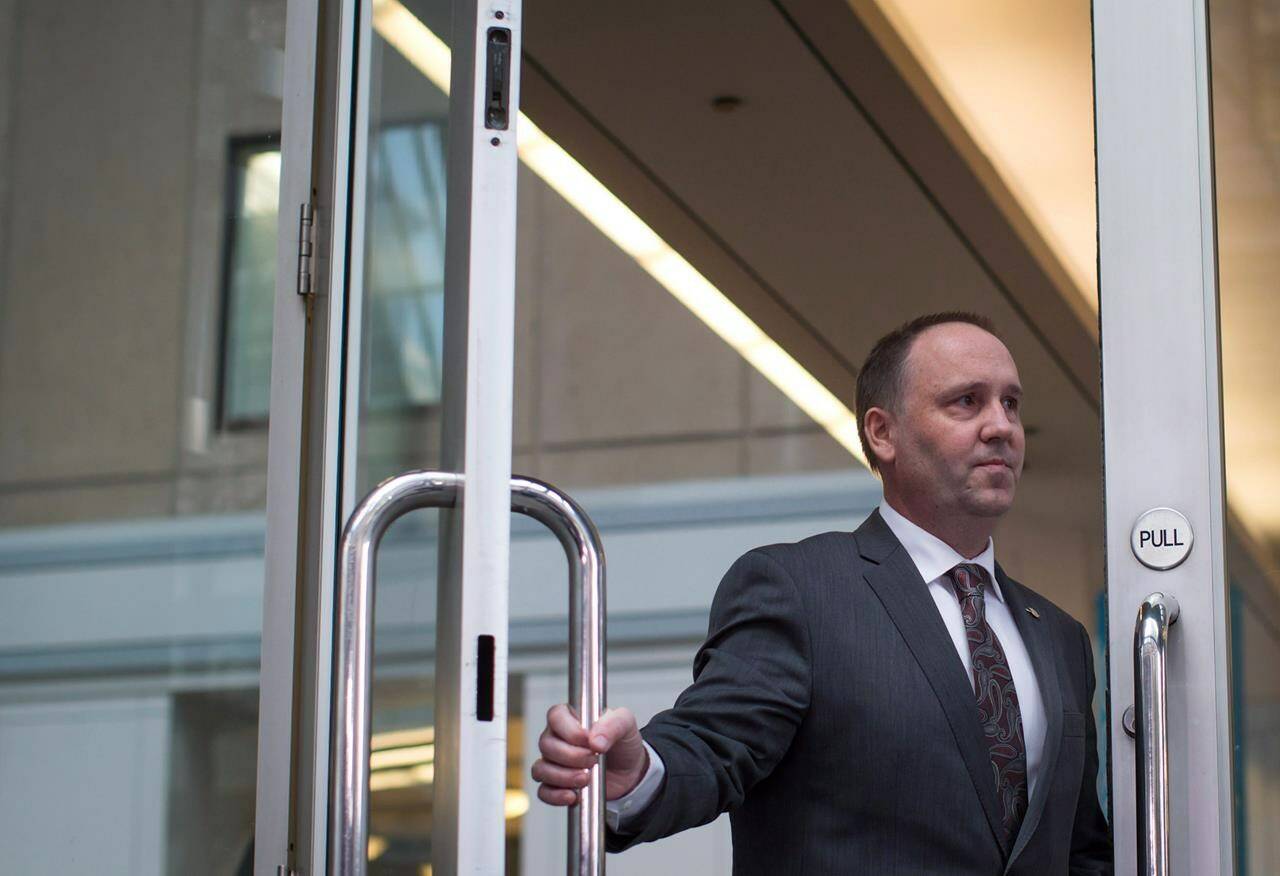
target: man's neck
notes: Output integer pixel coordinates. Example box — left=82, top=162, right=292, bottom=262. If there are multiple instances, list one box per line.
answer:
left=881, top=494, right=993, bottom=559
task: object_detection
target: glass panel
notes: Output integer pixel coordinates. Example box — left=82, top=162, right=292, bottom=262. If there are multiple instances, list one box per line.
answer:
left=504, top=99, right=881, bottom=874
left=1211, top=2, right=1280, bottom=871
left=354, top=3, right=533, bottom=872
left=358, top=1, right=1116, bottom=872
left=842, top=0, right=1111, bottom=827
left=507, top=5, right=1107, bottom=873
left=1230, top=587, right=1280, bottom=874
left=0, top=0, right=287, bottom=872
left=364, top=121, right=448, bottom=414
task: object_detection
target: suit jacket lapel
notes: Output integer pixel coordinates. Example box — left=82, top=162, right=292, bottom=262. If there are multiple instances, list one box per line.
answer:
left=995, top=565, right=1064, bottom=871
left=854, top=511, right=1012, bottom=860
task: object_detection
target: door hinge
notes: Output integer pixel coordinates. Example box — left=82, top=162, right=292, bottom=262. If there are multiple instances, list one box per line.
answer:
left=296, top=202, right=315, bottom=296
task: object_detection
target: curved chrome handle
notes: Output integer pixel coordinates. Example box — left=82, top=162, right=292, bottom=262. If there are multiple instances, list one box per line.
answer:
left=1133, top=591, right=1180, bottom=876
left=330, top=471, right=462, bottom=876
left=511, top=475, right=607, bottom=876
left=329, top=471, right=606, bottom=876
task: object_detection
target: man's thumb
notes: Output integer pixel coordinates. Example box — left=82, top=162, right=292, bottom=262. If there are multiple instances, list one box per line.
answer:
left=587, top=708, right=637, bottom=753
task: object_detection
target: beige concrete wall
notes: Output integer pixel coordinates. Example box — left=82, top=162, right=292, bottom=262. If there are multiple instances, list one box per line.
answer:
left=0, top=0, right=286, bottom=526
left=0, top=0, right=196, bottom=520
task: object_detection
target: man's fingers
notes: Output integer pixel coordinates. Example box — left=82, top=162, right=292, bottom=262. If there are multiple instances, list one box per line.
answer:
left=532, top=752, right=586, bottom=809
left=530, top=757, right=591, bottom=789
left=546, top=703, right=590, bottom=746
left=535, top=704, right=640, bottom=812
left=538, top=728, right=598, bottom=769
left=536, top=784, right=579, bottom=807
left=587, top=707, right=639, bottom=753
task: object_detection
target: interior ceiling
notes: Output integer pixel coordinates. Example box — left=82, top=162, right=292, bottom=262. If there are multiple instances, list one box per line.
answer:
left=520, top=0, right=1102, bottom=530
left=856, top=0, right=1280, bottom=562
left=856, top=0, right=1097, bottom=306
left=519, top=0, right=1280, bottom=569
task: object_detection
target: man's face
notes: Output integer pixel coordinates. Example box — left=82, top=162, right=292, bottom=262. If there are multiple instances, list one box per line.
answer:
left=886, top=323, right=1025, bottom=519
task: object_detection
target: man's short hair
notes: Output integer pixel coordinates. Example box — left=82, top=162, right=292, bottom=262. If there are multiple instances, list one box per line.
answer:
left=854, top=312, right=999, bottom=472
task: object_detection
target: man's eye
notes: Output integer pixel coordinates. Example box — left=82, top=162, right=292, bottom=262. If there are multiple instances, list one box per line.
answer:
left=958, top=394, right=976, bottom=406
left=1003, top=397, right=1020, bottom=412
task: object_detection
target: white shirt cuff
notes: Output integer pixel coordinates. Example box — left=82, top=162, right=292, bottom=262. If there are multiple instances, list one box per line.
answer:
left=604, top=741, right=665, bottom=832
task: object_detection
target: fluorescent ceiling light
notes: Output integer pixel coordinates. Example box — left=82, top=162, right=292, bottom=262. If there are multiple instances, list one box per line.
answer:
left=372, top=0, right=451, bottom=90
left=504, top=788, right=531, bottom=820
left=370, top=743, right=434, bottom=771
left=366, top=758, right=529, bottom=822
left=371, top=725, right=434, bottom=750
left=371, top=0, right=869, bottom=467
left=369, top=762, right=436, bottom=792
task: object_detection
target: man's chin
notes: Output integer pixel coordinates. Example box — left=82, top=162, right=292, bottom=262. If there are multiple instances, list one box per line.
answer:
left=962, top=489, right=1016, bottom=518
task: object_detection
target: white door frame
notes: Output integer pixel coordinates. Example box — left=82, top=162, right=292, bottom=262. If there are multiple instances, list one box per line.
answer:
left=252, top=0, right=329, bottom=869
left=433, top=0, right=523, bottom=871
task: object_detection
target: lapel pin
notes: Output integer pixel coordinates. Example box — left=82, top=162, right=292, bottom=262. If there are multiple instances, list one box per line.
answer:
left=1026, top=607, right=1041, bottom=619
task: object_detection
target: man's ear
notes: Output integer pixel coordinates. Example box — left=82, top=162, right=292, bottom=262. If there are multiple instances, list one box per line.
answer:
left=863, top=407, right=896, bottom=466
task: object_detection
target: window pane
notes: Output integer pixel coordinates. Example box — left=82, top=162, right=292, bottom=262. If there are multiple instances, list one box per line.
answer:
left=364, top=122, right=448, bottom=412
left=221, top=142, right=281, bottom=424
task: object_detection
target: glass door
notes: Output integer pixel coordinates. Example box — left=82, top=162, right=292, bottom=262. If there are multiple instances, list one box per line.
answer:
left=278, top=0, right=530, bottom=872
left=1203, top=2, right=1280, bottom=868
left=1096, top=1, right=1280, bottom=873
left=231, top=1, right=1280, bottom=874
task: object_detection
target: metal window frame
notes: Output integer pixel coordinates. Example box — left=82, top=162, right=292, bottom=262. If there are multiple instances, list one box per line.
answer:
left=1094, top=1, right=1236, bottom=873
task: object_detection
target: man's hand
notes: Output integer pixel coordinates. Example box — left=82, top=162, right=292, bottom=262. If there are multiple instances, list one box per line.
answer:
left=530, top=704, right=649, bottom=806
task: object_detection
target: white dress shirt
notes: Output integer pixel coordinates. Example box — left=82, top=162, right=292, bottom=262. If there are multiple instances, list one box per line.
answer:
left=605, top=502, right=1047, bottom=830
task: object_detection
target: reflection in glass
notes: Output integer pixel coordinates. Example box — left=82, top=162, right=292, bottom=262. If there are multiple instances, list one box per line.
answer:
left=364, top=677, right=525, bottom=873
left=364, top=122, right=448, bottom=412
left=1210, top=0, right=1280, bottom=871
left=220, top=122, right=448, bottom=426
left=359, top=6, right=454, bottom=872
left=221, top=140, right=282, bottom=425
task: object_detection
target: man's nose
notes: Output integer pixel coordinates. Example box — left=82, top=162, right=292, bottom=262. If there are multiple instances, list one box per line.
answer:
left=980, top=403, right=1016, bottom=441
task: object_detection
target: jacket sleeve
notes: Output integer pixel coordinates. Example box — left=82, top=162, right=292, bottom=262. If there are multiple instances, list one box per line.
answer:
left=607, top=548, right=812, bottom=852
left=1069, top=620, right=1115, bottom=875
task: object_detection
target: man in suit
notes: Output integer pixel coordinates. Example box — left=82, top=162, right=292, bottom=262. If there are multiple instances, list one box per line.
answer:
left=531, top=312, right=1113, bottom=874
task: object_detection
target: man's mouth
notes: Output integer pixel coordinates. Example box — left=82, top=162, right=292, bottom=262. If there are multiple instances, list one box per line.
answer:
left=976, top=460, right=1011, bottom=470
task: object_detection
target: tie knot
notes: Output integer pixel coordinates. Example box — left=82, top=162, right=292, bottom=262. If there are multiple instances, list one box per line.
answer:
left=948, top=563, right=989, bottom=600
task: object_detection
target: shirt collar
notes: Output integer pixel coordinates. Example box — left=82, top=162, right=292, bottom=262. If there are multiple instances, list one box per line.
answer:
left=877, top=500, right=1003, bottom=601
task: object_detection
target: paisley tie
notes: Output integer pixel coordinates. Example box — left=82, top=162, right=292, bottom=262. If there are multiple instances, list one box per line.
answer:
left=947, top=563, right=1028, bottom=846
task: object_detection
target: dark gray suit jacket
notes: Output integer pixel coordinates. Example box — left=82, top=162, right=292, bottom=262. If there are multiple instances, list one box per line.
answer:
left=609, top=510, right=1113, bottom=875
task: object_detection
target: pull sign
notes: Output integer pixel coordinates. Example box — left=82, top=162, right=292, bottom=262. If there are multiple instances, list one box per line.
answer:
left=1131, top=507, right=1194, bottom=570
left=484, top=28, right=512, bottom=130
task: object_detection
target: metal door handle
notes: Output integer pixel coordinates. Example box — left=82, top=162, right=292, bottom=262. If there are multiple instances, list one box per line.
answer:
left=330, top=471, right=460, bottom=876
left=329, top=471, right=606, bottom=876
left=1131, top=592, right=1180, bottom=876
left=511, top=475, right=606, bottom=876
